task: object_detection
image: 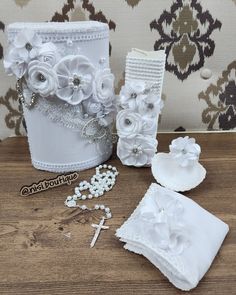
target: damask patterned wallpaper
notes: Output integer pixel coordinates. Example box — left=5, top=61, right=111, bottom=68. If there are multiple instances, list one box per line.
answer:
left=0, top=0, right=235, bottom=139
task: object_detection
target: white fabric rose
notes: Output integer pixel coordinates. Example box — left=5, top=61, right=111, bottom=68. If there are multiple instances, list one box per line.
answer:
left=117, top=135, right=157, bottom=167
left=116, top=110, right=143, bottom=138
left=27, top=60, right=58, bottom=97
left=94, top=68, right=114, bottom=106
left=169, top=136, right=201, bottom=167
left=119, top=80, right=146, bottom=111
left=54, top=55, right=95, bottom=105
left=38, top=42, right=60, bottom=66
left=83, top=98, right=103, bottom=115
left=138, top=93, right=164, bottom=118
left=116, top=109, right=156, bottom=138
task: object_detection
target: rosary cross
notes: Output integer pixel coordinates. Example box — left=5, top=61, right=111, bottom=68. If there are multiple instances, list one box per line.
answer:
left=90, top=217, right=109, bottom=248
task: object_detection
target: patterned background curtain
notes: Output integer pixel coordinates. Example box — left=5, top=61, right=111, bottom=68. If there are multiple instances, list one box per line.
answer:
left=0, top=0, right=236, bottom=140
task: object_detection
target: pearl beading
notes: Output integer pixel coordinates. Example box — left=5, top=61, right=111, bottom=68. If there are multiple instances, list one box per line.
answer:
left=7, top=22, right=109, bottom=43
left=64, top=164, right=119, bottom=220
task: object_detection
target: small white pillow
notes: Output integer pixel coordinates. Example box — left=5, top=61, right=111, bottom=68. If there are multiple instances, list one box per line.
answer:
left=116, top=183, right=229, bottom=291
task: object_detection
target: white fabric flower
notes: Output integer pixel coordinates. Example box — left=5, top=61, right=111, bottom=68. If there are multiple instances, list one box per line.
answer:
left=27, top=60, right=58, bottom=97
left=84, top=99, right=103, bottom=116
left=116, top=110, right=143, bottom=138
left=94, top=68, right=114, bottom=106
left=116, top=109, right=156, bottom=138
left=54, top=55, right=95, bottom=105
left=117, top=135, right=157, bottom=167
left=12, top=29, right=42, bottom=61
left=140, top=193, right=190, bottom=255
left=38, top=42, right=60, bottom=66
left=169, top=136, right=201, bottom=167
left=120, top=80, right=146, bottom=110
left=3, top=48, right=28, bottom=78
left=4, top=29, right=42, bottom=78
left=138, top=93, right=164, bottom=118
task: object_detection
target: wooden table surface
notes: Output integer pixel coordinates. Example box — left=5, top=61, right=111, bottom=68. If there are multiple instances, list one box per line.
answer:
left=0, top=133, right=235, bottom=295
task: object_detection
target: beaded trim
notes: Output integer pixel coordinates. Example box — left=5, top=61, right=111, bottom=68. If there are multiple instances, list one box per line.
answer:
left=7, top=21, right=109, bottom=43
left=32, top=151, right=112, bottom=173
left=8, top=30, right=109, bottom=43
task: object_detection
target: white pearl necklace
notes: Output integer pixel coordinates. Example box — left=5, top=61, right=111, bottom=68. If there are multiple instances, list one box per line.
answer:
left=64, top=164, right=118, bottom=247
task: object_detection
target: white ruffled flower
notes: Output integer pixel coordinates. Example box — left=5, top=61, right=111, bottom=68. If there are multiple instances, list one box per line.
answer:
left=138, top=93, right=164, bottom=118
left=116, top=110, right=156, bottom=138
left=117, top=135, right=157, bottom=167
left=3, top=48, right=28, bottom=78
left=27, top=60, right=58, bottom=97
left=116, top=110, right=143, bottom=138
left=54, top=55, right=95, bottom=105
left=169, top=136, right=201, bottom=167
left=94, top=68, right=114, bottom=106
left=12, top=29, right=42, bottom=61
left=38, top=42, right=60, bottom=66
left=140, top=193, right=189, bottom=255
left=4, top=29, right=42, bottom=78
left=120, top=80, right=146, bottom=110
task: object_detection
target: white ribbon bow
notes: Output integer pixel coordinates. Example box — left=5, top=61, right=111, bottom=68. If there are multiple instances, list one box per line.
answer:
left=139, top=194, right=190, bottom=255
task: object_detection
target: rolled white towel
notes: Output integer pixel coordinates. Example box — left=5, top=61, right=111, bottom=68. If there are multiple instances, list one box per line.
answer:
left=116, top=183, right=229, bottom=291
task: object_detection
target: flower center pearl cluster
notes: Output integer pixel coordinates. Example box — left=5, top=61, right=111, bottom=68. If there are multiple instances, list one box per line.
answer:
left=68, top=74, right=83, bottom=90
left=64, top=164, right=119, bottom=220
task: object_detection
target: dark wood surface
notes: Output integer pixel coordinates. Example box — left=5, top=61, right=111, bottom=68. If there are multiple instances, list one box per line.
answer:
left=0, top=133, right=235, bottom=295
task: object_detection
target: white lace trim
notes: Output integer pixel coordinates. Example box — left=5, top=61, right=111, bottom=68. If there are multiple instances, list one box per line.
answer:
left=32, top=150, right=112, bottom=173
left=33, top=97, right=89, bottom=131
left=123, top=242, right=194, bottom=291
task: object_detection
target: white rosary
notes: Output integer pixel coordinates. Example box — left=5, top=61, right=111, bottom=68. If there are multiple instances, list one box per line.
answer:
left=64, top=164, right=119, bottom=248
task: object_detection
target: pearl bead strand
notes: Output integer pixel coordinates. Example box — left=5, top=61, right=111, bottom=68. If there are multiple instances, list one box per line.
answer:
left=64, top=164, right=118, bottom=220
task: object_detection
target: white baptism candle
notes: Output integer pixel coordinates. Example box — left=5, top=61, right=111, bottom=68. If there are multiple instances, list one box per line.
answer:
left=116, top=49, right=166, bottom=167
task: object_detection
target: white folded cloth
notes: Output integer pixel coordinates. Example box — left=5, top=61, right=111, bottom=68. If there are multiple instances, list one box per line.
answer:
left=116, top=183, right=229, bottom=291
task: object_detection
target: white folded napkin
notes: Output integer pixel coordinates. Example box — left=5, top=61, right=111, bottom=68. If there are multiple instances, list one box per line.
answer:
left=116, top=183, right=229, bottom=291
